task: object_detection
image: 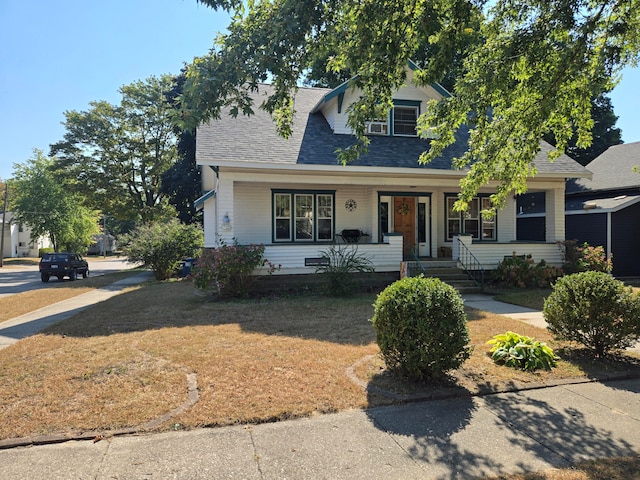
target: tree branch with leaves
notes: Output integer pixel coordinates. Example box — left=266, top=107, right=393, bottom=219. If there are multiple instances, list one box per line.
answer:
left=180, top=0, right=638, bottom=211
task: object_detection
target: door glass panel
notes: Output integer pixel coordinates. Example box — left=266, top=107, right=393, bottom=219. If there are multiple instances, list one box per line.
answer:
left=379, top=202, right=389, bottom=242
left=418, top=203, right=426, bottom=243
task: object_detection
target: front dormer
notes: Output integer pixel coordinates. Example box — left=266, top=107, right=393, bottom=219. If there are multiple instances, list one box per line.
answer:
left=310, top=65, right=449, bottom=136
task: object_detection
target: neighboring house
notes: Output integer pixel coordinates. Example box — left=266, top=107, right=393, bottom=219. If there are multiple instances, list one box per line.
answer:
left=88, top=233, right=117, bottom=255
left=0, top=212, right=53, bottom=258
left=195, top=66, right=590, bottom=276
left=564, top=142, right=640, bottom=277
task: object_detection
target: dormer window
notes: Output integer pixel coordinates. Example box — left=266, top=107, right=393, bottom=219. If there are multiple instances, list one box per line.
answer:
left=392, top=106, right=418, bottom=136
left=365, top=101, right=420, bottom=137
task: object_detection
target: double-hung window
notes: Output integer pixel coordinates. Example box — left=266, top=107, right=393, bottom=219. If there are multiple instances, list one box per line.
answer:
left=366, top=101, right=420, bottom=137
left=445, top=195, right=496, bottom=241
left=392, top=106, right=418, bottom=136
left=273, top=190, right=335, bottom=242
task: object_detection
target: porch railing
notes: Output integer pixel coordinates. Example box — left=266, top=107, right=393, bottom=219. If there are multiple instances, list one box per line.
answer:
left=412, top=248, right=427, bottom=275
left=456, top=237, right=485, bottom=289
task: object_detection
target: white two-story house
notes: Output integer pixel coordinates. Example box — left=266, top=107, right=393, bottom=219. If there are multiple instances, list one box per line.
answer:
left=195, top=65, right=590, bottom=276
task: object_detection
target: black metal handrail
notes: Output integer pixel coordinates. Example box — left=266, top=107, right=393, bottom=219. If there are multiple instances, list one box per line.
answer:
left=411, top=247, right=427, bottom=276
left=456, top=237, right=485, bottom=289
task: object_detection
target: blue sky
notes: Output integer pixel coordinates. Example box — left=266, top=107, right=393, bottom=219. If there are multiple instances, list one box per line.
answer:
left=1, top=1, right=638, bottom=181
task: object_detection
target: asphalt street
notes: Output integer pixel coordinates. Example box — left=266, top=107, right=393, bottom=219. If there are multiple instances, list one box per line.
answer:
left=0, top=257, right=136, bottom=299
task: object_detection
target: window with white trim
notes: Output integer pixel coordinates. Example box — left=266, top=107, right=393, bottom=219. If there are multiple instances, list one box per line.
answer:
left=445, top=195, right=496, bottom=241
left=273, top=190, right=335, bottom=242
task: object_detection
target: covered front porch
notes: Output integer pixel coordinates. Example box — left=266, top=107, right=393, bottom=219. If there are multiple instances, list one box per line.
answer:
left=259, top=234, right=563, bottom=277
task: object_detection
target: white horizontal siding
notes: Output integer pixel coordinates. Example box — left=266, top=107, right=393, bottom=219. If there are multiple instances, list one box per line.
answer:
left=203, top=197, right=217, bottom=247
left=465, top=242, right=563, bottom=269
left=331, top=72, right=439, bottom=135
left=231, top=182, right=379, bottom=245
left=261, top=235, right=404, bottom=274
left=234, top=182, right=272, bottom=244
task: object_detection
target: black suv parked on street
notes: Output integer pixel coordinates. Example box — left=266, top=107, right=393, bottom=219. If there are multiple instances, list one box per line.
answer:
left=39, top=253, right=89, bottom=282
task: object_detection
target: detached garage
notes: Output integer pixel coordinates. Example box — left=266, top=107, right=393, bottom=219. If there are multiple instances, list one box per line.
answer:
left=565, top=195, right=640, bottom=277
left=564, top=142, right=640, bottom=277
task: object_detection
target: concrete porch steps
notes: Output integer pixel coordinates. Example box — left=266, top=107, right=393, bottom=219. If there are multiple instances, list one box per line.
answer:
left=403, top=258, right=483, bottom=294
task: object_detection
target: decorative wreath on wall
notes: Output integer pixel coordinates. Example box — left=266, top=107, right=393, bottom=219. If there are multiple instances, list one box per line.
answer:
left=396, top=202, right=411, bottom=215
left=344, top=199, right=357, bottom=212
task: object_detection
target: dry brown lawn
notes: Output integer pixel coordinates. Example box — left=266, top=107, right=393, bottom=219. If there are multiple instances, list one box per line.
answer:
left=1, top=278, right=640, bottom=480
left=0, top=270, right=142, bottom=323
left=2, top=279, right=639, bottom=446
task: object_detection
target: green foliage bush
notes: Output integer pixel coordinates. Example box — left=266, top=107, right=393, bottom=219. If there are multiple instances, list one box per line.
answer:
left=487, top=331, right=558, bottom=371
left=559, top=240, right=612, bottom=274
left=371, top=276, right=472, bottom=381
left=39, top=248, right=54, bottom=257
left=122, top=219, right=204, bottom=280
left=315, top=244, right=374, bottom=296
left=492, top=253, right=563, bottom=288
left=543, top=271, right=640, bottom=357
left=191, top=239, right=279, bottom=297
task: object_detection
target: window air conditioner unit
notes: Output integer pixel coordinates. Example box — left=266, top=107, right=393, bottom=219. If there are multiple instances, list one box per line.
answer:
left=367, top=122, right=388, bottom=135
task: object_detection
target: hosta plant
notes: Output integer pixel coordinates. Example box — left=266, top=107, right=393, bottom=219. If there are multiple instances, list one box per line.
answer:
left=487, top=331, right=558, bottom=372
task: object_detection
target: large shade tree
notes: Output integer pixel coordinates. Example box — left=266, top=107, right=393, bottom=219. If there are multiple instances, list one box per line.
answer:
left=10, top=150, right=100, bottom=252
left=51, top=75, right=180, bottom=224
left=544, top=93, right=623, bottom=166
left=180, top=0, right=639, bottom=211
left=160, top=71, right=202, bottom=225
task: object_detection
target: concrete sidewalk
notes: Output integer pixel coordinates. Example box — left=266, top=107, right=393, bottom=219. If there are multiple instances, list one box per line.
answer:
left=0, top=271, right=153, bottom=349
left=2, top=378, right=639, bottom=479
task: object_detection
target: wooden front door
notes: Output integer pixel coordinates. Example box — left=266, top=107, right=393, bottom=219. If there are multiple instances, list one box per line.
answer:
left=393, top=197, right=416, bottom=258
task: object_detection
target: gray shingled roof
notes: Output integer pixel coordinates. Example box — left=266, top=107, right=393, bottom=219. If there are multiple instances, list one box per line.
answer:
left=566, top=194, right=640, bottom=212
left=196, top=85, right=589, bottom=176
left=566, top=141, right=640, bottom=194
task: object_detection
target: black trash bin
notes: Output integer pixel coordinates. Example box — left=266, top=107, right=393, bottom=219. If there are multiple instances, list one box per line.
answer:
left=181, top=258, right=194, bottom=277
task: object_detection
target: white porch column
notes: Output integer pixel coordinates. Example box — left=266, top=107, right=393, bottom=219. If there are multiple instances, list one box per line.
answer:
left=545, top=187, right=565, bottom=242
left=452, top=234, right=472, bottom=260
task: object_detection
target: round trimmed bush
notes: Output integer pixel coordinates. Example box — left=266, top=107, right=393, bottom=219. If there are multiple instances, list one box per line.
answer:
left=543, top=271, right=640, bottom=357
left=371, top=276, right=472, bottom=381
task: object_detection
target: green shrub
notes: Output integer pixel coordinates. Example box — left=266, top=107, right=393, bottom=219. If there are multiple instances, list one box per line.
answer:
left=190, top=239, right=279, bottom=297
left=39, top=247, right=54, bottom=257
left=492, top=253, right=563, bottom=288
left=543, top=271, right=640, bottom=357
left=371, top=276, right=472, bottom=381
left=315, top=244, right=375, bottom=296
left=559, top=240, right=612, bottom=274
left=122, top=219, right=204, bottom=280
left=487, top=331, right=558, bottom=371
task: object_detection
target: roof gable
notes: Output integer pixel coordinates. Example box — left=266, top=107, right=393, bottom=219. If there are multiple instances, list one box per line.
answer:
left=311, top=61, right=451, bottom=114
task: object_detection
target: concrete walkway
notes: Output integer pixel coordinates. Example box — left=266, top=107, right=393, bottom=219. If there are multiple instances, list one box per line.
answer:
left=464, top=293, right=640, bottom=354
left=0, top=271, right=153, bottom=349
